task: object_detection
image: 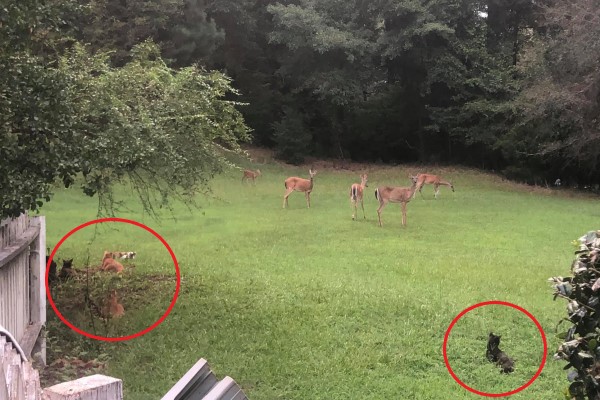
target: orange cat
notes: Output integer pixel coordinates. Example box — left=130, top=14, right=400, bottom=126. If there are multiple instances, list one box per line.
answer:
left=101, top=257, right=124, bottom=273
left=102, top=290, right=125, bottom=318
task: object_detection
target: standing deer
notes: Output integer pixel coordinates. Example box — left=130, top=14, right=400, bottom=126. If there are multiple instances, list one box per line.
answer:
left=413, top=173, right=454, bottom=199
left=283, top=169, right=317, bottom=208
left=375, top=175, right=418, bottom=227
left=350, top=173, right=368, bottom=220
left=242, top=169, right=261, bottom=184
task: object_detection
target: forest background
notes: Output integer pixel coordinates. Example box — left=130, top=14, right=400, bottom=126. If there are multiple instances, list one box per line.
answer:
left=2, top=0, right=600, bottom=219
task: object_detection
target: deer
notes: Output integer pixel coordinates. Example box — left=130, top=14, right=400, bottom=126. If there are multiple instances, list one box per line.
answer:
left=283, top=169, right=317, bottom=208
left=242, top=169, right=261, bottom=184
left=412, top=173, right=455, bottom=199
left=375, top=175, right=418, bottom=227
left=350, top=173, right=368, bottom=220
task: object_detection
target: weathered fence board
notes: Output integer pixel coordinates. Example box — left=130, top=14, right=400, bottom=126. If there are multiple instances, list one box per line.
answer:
left=0, top=331, right=42, bottom=400
left=43, top=375, right=123, bottom=400
left=0, top=214, right=46, bottom=361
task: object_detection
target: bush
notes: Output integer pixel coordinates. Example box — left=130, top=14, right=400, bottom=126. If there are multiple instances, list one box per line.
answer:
left=551, top=230, right=600, bottom=400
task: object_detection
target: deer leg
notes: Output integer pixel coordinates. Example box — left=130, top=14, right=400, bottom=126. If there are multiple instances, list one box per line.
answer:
left=434, top=184, right=440, bottom=199
left=283, top=188, right=294, bottom=208
left=401, top=202, right=407, bottom=226
left=377, top=200, right=387, bottom=227
left=419, top=185, right=425, bottom=199
left=306, top=191, right=311, bottom=208
left=360, top=197, right=366, bottom=219
left=351, top=199, right=357, bottom=220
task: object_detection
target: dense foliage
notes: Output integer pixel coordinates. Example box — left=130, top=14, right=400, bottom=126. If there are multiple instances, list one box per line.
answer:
left=0, top=0, right=249, bottom=219
left=551, top=231, right=600, bottom=399
left=43, top=0, right=597, bottom=184
left=2, top=0, right=599, bottom=217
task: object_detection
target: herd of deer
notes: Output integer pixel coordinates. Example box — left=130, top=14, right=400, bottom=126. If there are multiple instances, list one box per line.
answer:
left=242, top=168, right=455, bottom=227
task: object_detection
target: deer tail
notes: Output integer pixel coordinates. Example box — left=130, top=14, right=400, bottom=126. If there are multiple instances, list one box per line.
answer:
left=375, top=188, right=379, bottom=200
left=351, top=186, right=357, bottom=201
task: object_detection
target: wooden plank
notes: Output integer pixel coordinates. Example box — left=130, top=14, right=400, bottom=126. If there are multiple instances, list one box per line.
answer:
left=0, top=227, right=39, bottom=269
left=0, top=327, right=27, bottom=363
left=19, top=323, right=42, bottom=359
left=22, top=361, right=41, bottom=400
left=0, top=360, right=8, bottom=400
left=6, top=365, right=22, bottom=400
left=0, top=215, right=28, bottom=250
left=203, top=377, right=247, bottom=400
left=42, top=374, right=123, bottom=400
left=31, top=216, right=46, bottom=324
left=161, top=358, right=218, bottom=400
left=29, top=217, right=46, bottom=366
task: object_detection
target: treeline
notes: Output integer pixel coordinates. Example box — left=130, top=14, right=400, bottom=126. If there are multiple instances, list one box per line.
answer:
left=61, top=0, right=599, bottom=186
left=2, top=0, right=600, bottom=209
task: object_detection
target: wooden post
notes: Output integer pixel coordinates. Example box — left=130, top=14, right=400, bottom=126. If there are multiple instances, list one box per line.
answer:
left=43, top=375, right=123, bottom=400
left=28, top=216, right=46, bottom=365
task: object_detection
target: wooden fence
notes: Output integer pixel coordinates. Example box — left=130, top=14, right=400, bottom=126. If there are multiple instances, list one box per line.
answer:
left=0, top=214, right=46, bottom=362
left=0, top=327, right=42, bottom=400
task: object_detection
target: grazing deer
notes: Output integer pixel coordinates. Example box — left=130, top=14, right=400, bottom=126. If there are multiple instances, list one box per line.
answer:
left=375, top=176, right=418, bottom=227
left=350, top=173, right=368, bottom=220
left=413, top=173, right=455, bottom=199
left=283, top=169, right=317, bottom=208
left=242, top=169, right=261, bottom=184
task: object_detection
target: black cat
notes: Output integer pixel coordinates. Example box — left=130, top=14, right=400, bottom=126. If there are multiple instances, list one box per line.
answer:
left=46, top=255, right=57, bottom=284
left=58, top=258, right=75, bottom=281
left=486, top=332, right=515, bottom=373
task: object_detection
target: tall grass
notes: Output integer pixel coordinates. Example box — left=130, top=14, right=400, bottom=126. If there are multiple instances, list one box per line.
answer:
left=41, top=161, right=600, bottom=399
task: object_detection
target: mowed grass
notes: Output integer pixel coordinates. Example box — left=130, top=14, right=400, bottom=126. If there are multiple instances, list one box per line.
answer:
left=40, top=161, right=600, bottom=399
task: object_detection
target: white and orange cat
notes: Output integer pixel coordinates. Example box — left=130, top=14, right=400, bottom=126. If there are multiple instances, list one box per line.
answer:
left=101, top=251, right=135, bottom=273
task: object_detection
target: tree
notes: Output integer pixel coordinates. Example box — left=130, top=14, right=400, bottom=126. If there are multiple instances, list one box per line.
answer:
left=58, top=41, right=250, bottom=216
left=0, top=0, right=82, bottom=218
left=77, top=0, right=183, bottom=65
left=518, top=0, right=600, bottom=183
left=163, top=0, right=225, bottom=67
left=267, top=0, right=381, bottom=160
left=0, top=0, right=250, bottom=219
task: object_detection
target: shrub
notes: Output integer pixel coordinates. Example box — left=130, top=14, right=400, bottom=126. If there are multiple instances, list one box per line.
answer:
left=551, top=230, right=600, bottom=400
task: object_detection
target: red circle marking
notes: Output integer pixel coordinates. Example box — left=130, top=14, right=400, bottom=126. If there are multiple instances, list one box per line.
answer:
left=442, top=300, right=547, bottom=397
left=46, top=218, right=180, bottom=342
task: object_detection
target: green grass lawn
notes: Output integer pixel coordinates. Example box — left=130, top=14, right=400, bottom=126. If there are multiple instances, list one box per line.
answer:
left=41, top=159, right=600, bottom=399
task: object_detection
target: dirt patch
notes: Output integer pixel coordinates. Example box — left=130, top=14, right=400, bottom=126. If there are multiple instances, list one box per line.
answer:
left=41, top=271, right=176, bottom=388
